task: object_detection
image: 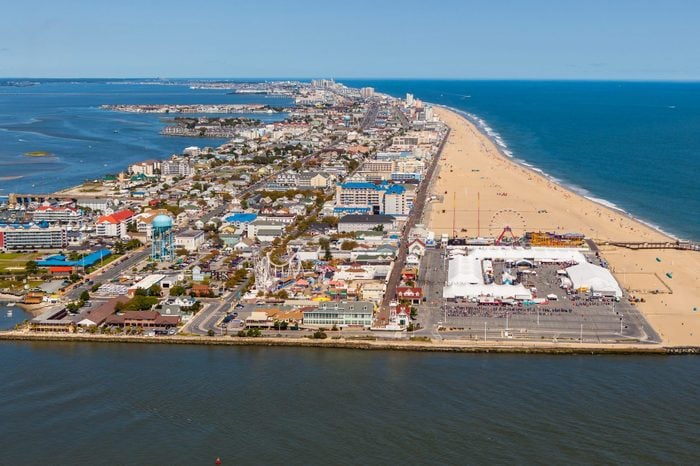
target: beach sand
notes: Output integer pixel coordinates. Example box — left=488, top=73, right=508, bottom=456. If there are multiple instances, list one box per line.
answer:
left=428, top=107, right=700, bottom=346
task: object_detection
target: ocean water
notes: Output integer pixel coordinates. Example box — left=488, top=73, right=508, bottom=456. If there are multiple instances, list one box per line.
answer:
left=0, top=303, right=29, bottom=330
left=346, top=80, right=700, bottom=241
left=0, top=342, right=698, bottom=465
left=0, top=80, right=290, bottom=194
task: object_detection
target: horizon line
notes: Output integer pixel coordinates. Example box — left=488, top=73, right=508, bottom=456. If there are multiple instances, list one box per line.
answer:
left=3, top=76, right=700, bottom=83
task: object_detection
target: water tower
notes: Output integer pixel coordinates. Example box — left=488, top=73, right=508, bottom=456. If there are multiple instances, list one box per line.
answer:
left=151, top=214, right=174, bottom=261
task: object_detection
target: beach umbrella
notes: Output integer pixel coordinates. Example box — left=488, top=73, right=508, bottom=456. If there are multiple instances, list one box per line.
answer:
left=665, top=272, right=673, bottom=279
left=656, top=257, right=661, bottom=262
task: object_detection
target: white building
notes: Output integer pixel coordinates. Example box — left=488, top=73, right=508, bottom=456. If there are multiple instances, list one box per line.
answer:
left=32, top=206, right=82, bottom=224
left=77, top=198, right=114, bottom=213
left=175, top=230, right=205, bottom=252
left=302, top=301, right=374, bottom=328
left=95, top=209, right=134, bottom=238
left=247, top=220, right=286, bottom=241
left=0, top=223, right=67, bottom=251
left=162, top=159, right=193, bottom=177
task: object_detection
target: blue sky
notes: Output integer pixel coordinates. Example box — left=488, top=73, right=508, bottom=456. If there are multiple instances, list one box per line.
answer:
left=1, top=0, right=699, bottom=79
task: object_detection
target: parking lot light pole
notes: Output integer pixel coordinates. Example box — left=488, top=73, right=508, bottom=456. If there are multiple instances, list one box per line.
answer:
left=484, top=321, right=487, bottom=341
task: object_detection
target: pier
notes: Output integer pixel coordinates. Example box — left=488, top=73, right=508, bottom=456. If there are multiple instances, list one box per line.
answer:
left=608, top=241, right=700, bottom=251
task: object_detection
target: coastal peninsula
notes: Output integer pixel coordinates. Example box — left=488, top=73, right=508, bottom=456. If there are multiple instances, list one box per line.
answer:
left=2, top=80, right=698, bottom=353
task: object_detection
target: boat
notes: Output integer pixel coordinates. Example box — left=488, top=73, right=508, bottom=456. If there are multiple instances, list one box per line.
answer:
left=6, top=309, right=13, bottom=317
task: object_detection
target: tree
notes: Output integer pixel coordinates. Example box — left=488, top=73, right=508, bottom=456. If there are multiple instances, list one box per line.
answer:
left=207, top=329, right=215, bottom=337
left=341, top=240, right=358, bottom=251
left=169, top=285, right=186, bottom=296
left=312, top=330, right=328, bottom=339
left=147, top=284, right=162, bottom=297
left=116, top=295, right=159, bottom=311
left=66, top=301, right=82, bottom=313
left=25, top=260, right=39, bottom=275
left=79, top=290, right=90, bottom=302
left=273, top=321, right=288, bottom=330
left=91, top=282, right=102, bottom=292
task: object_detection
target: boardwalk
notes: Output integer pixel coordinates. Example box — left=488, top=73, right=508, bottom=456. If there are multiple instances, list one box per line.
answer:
left=378, top=127, right=451, bottom=322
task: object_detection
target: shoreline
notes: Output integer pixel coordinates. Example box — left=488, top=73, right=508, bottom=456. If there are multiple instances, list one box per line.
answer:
left=1, top=331, right=698, bottom=354
left=428, top=106, right=700, bottom=347
left=439, top=105, right=683, bottom=242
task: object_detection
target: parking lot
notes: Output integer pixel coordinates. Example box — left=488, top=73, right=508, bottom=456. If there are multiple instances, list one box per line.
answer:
left=417, top=247, right=659, bottom=343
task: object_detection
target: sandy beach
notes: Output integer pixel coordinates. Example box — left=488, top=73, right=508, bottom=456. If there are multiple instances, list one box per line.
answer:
left=428, top=107, right=700, bottom=346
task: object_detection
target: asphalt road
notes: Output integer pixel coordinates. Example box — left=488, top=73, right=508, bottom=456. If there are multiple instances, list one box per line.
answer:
left=66, top=248, right=151, bottom=300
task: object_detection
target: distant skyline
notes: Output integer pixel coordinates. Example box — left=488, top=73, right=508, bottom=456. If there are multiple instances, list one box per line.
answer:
left=1, top=0, right=699, bottom=80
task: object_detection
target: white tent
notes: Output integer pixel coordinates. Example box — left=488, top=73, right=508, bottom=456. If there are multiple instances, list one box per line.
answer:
left=566, top=262, right=622, bottom=297
left=443, top=283, right=533, bottom=300
left=446, top=255, right=483, bottom=285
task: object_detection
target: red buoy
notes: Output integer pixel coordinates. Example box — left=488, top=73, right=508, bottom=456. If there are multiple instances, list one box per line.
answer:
left=215, top=458, right=222, bottom=465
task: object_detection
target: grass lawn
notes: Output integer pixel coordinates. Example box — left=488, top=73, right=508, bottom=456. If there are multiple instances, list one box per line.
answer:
left=0, top=279, right=44, bottom=290
left=85, top=253, right=122, bottom=274
left=0, top=252, right=43, bottom=273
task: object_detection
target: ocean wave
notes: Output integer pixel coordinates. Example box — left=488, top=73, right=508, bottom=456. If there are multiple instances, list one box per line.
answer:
left=0, top=175, right=24, bottom=181
left=584, top=196, right=625, bottom=212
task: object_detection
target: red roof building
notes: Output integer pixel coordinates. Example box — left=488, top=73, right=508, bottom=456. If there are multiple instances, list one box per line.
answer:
left=396, top=287, right=423, bottom=304
left=96, top=209, right=135, bottom=237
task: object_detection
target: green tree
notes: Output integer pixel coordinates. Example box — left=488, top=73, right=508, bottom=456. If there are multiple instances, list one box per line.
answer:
left=25, top=260, right=39, bottom=275
left=169, top=285, right=186, bottom=296
left=147, top=284, right=162, bottom=297
left=79, top=290, right=90, bottom=302
left=273, top=321, right=288, bottom=331
left=246, top=328, right=262, bottom=337
left=341, top=240, right=358, bottom=251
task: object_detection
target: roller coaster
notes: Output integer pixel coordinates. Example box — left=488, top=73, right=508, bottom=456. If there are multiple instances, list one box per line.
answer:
left=254, top=248, right=304, bottom=292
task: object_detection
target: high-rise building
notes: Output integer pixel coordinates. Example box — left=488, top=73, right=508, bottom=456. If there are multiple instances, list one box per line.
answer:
left=0, top=223, right=67, bottom=251
left=360, top=87, right=375, bottom=98
left=406, top=93, right=414, bottom=107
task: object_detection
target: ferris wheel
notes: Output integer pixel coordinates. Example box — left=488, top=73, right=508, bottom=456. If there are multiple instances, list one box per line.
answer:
left=489, top=209, right=527, bottom=244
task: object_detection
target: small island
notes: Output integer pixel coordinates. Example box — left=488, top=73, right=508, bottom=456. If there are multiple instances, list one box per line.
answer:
left=24, top=151, right=52, bottom=157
